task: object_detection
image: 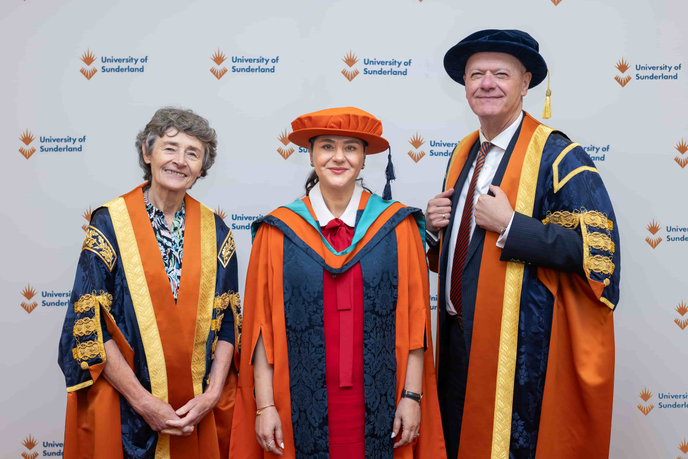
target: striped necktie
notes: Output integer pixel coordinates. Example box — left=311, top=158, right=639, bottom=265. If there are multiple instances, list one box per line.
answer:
left=449, top=141, right=492, bottom=323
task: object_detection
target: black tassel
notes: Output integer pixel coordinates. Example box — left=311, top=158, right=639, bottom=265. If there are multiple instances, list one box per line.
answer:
left=383, top=147, right=395, bottom=200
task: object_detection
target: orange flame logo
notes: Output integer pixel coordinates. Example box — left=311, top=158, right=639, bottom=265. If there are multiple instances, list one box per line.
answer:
left=675, top=156, right=688, bottom=169
left=278, top=129, right=291, bottom=146
left=22, top=435, right=37, bottom=450
left=638, top=387, right=653, bottom=402
left=675, top=317, right=688, bottom=330
left=81, top=49, right=97, bottom=66
left=645, top=236, right=662, bottom=249
left=408, top=151, right=426, bottom=163
left=215, top=207, right=227, bottom=220
left=342, top=68, right=359, bottom=82
left=679, top=439, right=688, bottom=454
left=551, top=0, right=563, bottom=4
left=19, top=146, right=36, bottom=159
left=21, top=284, right=37, bottom=301
left=277, top=146, right=295, bottom=160
left=646, top=220, right=661, bottom=235
left=211, top=49, right=227, bottom=66
left=19, top=129, right=35, bottom=146
left=408, top=132, right=425, bottom=149
left=22, top=452, right=39, bottom=459
left=676, top=301, right=688, bottom=316
left=615, top=58, right=630, bottom=74
left=637, top=403, right=654, bottom=416
left=210, top=67, right=228, bottom=80
left=676, top=139, right=688, bottom=155
left=342, top=51, right=359, bottom=68
left=21, top=301, right=38, bottom=314
left=80, top=67, right=98, bottom=80
left=614, top=75, right=631, bottom=87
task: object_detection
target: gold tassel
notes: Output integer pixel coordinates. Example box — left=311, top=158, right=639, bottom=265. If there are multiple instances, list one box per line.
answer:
left=542, top=70, right=551, bottom=119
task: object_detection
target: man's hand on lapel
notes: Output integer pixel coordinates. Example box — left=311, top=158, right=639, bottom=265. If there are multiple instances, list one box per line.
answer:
left=475, top=185, right=514, bottom=234
left=425, top=188, right=454, bottom=233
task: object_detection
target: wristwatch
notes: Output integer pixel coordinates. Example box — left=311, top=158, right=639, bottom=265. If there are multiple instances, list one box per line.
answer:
left=401, top=389, right=423, bottom=403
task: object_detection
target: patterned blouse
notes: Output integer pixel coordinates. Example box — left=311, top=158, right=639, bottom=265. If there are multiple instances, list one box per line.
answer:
left=144, top=192, right=185, bottom=301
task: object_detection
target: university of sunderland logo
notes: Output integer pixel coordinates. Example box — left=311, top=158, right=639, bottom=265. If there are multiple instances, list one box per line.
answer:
left=615, top=57, right=631, bottom=87
left=675, top=139, right=688, bottom=169
left=678, top=439, right=688, bottom=459
left=407, top=132, right=426, bottom=163
left=215, top=207, right=227, bottom=220
left=675, top=301, right=688, bottom=331
left=82, top=207, right=92, bottom=232
left=80, top=49, right=98, bottom=80
left=637, top=387, right=654, bottom=416
left=551, top=0, right=563, bottom=5
left=19, top=129, right=36, bottom=159
left=20, top=284, right=38, bottom=314
left=210, top=49, right=228, bottom=80
left=645, top=220, right=662, bottom=249
left=277, top=129, right=295, bottom=160
left=21, top=434, right=38, bottom=459
left=342, top=51, right=360, bottom=82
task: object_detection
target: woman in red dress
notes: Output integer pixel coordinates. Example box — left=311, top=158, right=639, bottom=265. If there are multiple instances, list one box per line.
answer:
left=230, top=107, right=446, bottom=459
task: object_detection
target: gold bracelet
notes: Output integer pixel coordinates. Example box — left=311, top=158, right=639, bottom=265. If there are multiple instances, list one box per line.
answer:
left=256, top=404, right=275, bottom=416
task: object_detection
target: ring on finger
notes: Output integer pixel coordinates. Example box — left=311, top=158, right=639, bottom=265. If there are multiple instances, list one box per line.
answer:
left=442, top=213, right=446, bottom=220
left=267, top=440, right=275, bottom=447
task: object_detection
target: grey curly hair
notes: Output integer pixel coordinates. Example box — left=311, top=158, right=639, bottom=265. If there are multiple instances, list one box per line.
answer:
left=135, top=107, right=218, bottom=182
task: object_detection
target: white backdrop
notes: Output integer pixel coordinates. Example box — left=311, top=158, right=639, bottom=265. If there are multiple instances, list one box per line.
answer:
left=1, top=0, right=687, bottom=457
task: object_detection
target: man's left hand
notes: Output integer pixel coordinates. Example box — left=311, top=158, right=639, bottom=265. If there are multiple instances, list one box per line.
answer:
left=475, top=185, right=513, bottom=234
left=165, top=389, right=222, bottom=433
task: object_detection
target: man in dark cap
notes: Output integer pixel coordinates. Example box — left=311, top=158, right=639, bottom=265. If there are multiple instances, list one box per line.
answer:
left=425, top=29, right=620, bottom=459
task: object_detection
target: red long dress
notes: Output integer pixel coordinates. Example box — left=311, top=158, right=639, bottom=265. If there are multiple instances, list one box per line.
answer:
left=321, top=218, right=365, bottom=459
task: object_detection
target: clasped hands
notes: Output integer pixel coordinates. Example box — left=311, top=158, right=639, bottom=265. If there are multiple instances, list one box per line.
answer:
left=133, top=386, right=221, bottom=437
left=425, top=185, right=513, bottom=235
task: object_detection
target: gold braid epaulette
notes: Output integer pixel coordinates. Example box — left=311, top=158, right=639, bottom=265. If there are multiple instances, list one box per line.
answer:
left=82, top=226, right=117, bottom=271
left=218, top=230, right=236, bottom=269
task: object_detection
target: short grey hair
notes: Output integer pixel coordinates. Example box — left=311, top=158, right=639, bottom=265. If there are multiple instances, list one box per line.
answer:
left=135, top=107, right=218, bottom=182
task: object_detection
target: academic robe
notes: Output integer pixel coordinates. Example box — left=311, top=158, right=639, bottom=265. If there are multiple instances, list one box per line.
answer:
left=57, top=184, right=242, bottom=459
left=229, top=191, right=446, bottom=459
left=431, top=112, right=620, bottom=459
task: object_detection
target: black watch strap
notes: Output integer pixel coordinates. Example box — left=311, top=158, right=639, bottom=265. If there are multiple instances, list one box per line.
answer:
left=401, top=389, right=423, bottom=403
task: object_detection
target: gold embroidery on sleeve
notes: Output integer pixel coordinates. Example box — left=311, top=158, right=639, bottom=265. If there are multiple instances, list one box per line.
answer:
left=587, top=232, right=615, bottom=253
left=72, top=291, right=110, bottom=370
left=586, top=255, right=615, bottom=275
left=542, top=210, right=579, bottom=229
left=211, top=291, right=242, bottom=358
left=218, top=230, right=236, bottom=268
left=230, top=292, right=243, bottom=354
left=600, top=297, right=615, bottom=310
left=82, top=226, right=117, bottom=271
left=582, top=210, right=613, bottom=231
left=73, top=317, right=99, bottom=337
left=67, top=379, right=94, bottom=393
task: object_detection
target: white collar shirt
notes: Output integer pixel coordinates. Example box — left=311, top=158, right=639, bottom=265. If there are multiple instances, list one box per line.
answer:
left=308, top=181, right=363, bottom=228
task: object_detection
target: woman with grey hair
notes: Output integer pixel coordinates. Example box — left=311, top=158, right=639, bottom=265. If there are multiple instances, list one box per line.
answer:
left=58, top=107, right=241, bottom=459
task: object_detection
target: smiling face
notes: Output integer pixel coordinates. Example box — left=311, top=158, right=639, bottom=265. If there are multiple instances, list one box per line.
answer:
left=309, top=135, right=366, bottom=194
left=464, top=52, right=531, bottom=125
left=143, top=128, right=205, bottom=194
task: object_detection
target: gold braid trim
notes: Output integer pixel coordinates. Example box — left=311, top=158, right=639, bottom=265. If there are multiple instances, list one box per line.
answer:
left=582, top=210, right=613, bottom=231
left=587, top=255, right=615, bottom=275
left=74, top=292, right=113, bottom=314
left=73, top=317, right=99, bottom=337
left=211, top=291, right=242, bottom=358
left=542, top=210, right=579, bottom=229
left=74, top=341, right=102, bottom=361
left=587, top=232, right=615, bottom=253
left=67, top=379, right=94, bottom=393
left=82, top=226, right=117, bottom=272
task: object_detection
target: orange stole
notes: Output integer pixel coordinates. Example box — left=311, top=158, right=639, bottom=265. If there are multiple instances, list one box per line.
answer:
left=122, top=186, right=220, bottom=459
left=230, top=196, right=446, bottom=459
